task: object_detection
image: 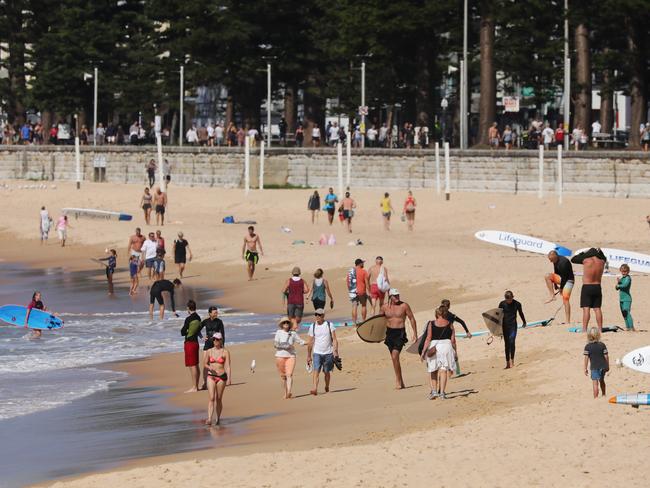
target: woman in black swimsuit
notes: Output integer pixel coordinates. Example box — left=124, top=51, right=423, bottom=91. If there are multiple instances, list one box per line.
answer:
left=420, top=307, right=457, bottom=400
left=140, top=187, right=153, bottom=225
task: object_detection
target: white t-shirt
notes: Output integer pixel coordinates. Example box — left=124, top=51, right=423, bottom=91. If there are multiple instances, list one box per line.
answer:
left=367, top=128, right=377, bottom=141
left=592, top=121, right=601, bottom=134
left=542, top=127, right=554, bottom=144
left=215, top=126, right=224, bottom=139
left=207, top=126, right=215, bottom=138
left=274, top=330, right=305, bottom=358
left=186, top=128, right=198, bottom=143
left=40, top=210, right=50, bottom=230
left=329, top=126, right=339, bottom=141
left=141, top=239, right=157, bottom=260
left=309, top=321, right=335, bottom=355
left=248, top=129, right=258, bottom=138
left=312, top=128, right=321, bottom=138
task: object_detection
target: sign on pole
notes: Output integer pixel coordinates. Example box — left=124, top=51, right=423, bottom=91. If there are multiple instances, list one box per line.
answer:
left=503, top=96, right=520, bottom=113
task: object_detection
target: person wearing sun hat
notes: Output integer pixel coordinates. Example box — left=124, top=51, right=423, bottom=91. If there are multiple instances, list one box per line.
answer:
left=283, top=266, right=310, bottom=330
left=381, top=288, right=417, bottom=389
left=274, top=317, right=306, bottom=399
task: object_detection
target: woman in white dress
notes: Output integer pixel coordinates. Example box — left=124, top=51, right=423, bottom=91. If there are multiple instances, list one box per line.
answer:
left=420, top=307, right=457, bottom=400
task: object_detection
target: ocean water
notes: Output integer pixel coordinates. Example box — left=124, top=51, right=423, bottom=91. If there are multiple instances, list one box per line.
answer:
left=0, top=262, right=276, bottom=421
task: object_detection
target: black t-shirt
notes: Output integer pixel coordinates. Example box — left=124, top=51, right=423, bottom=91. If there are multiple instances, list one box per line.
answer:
left=202, top=317, right=225, bottom=349
left=174, top=239, right=188, bottom=261
left=554, top=256, right=574, bottom=287
left=151, top=279, right=174, bottom=296
left=498, top=299, right=525, bottom=328
left=584, top=341, right=608, bottom=371
left=181, top=312, right=202, bottom=342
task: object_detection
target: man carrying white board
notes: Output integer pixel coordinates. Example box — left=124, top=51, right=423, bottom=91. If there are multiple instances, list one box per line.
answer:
left=381, top=289, right=417, bottom=390
left=544, top=250, right=575, bottom=324
left=571, top=248, right=606, bottom=332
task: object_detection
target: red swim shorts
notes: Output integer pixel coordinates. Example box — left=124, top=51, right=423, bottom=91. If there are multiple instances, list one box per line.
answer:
left=184, top=341, right=199, bottom=367
left=370, top=283, right=385, bottom=300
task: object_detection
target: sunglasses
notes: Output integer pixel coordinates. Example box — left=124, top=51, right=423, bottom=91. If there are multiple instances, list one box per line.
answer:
left=315, top=313, right=324, bottom=317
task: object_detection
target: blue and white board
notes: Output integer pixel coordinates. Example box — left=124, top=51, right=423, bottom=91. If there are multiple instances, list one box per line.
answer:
left=0, top=305, right=64, bottom=330
left=573, top=247, right=650, bottom=274
left=475, top=230, right=571, bottom=256
left=621, top=345, right=650, bottom=374
left=457, top=318, right=553, bottom=339
left=62, top=208, right=132, bottom=222
left=567, top=326, right=621, bottom=333
left=609, top=394, right=650, bottom=406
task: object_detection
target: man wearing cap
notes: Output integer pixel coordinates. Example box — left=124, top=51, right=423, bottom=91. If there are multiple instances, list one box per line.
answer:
left=349, top=258, right=370, bottom=324
left=381, top=288, right=417, bottom=389
left=367, top=256, right=390, bottom=315
left=200, top=306, right=225, bottom=389
left=283, top=266, right=310, bottom=330
left=307, top=308, right=339, bottom=395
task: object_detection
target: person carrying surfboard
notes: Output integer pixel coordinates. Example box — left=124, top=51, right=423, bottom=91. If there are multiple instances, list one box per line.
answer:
left=381, top=289, right=417, bottom=389
left=26, top=291, right=46, bottom=338
left=544, top=250, right=575, bottom=325
left=571, top=248, right=606, bottom=332
left=498, top=291, right=526, bottom=369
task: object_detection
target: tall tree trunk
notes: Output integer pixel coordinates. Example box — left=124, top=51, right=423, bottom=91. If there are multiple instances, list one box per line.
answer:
left=284, top=85, right=297, bottom=134
left=41, top=110, right=52, bottom=143
left=478, top=2, right=496, bottom=146
left=574, top=23, right=592, bottom=134
left=303, top=80, right=324, bottom=147
left=170, top=111, right=178, bottom=145
left=599, top=67, right=614, bottom=133
left=225, top=95, right=234, bottom=128
left=414, top=44, right=431, bottom=128
left=7, top=1, right=26, bottom=127
left=626, top=17, right=647, bottom=148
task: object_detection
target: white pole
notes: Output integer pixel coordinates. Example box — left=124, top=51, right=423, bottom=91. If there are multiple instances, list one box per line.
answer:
left=563, top=0, right=570, bottom=151
left=259, top=140, right=265, bottom=190
left=244, top=135, right=250, bottom=195
left=435, top=141, right=441, bottom=194
left=267, top=63, right=272, bottom=148
left=557, top=145, right=563, bottom=205
left=337, top=141, right=343, bottom=196
left=93, top=67, right=98, bottom=147
left=460, top=59, right=465, bottom=150
left=444, top=141, right=450, bottom=200
left=462, top=0, right=468, bottom=149
left=75, top=136, right=81, bottom=189
left=157, top=133, right=165, bottom=193
left=346, top=132, right=351, bottom=187
left=360, top=61, right=366, bottom=149
left=538, top=144, right=544, bottom=198
left=179, top=65, right=184, bottom=147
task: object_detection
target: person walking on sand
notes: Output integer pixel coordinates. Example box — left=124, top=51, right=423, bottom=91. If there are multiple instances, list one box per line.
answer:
left=274, top=317, right=306, bottom=399
left=615, top=264, right=634, bottom=331
left=583, top=327, right=609, bottom=398
left=55, top=214, right=70, bottom=247
left=127, top=227, right=146, bottom=267
left=39, top=206, right=52, bottom=243
left=368, top=256, right=390, bottom=315
left=341, top=191, right=356, bottom=233
left=155, top=229, right=166, bottom=256
left=324, top=187, right=338, bottom=225
left=181, top=300, right=202, bottom=392
left=348, top=258, right=370, bottom=324
left=498, top=291, right=527, bottom=369
left=97, top=249, right=117, bottom=295
left=308, top=190, right=321, bottom=224
left=148, top=278, right=182, bottom=320
left=544, top=250, right=574, bottom=324
left=403, top=191, right=416, bottom=231
left=140, top=232, right=157, bottom=281
left=283, top=267, right=310, bottom=330
left=571, top=248, right=606, bottom=332
left=440, top=299, right=472, bottom=338
left=311, top=268, right=334, bottom=312
left=146, top=159, right=156, bottom=188
left=173, top=232, right=192, bottom=278
left=420, top=307, right=457, bottom=399
left=307, top=309, right=339, bottom=395
left=140, top=187, right=153, bottom=225
left=380, top=192, right=394, bottom=231
left=204, top=332, right=231, bottom=425
left=242, top=226, right=264, bottom=280
left=154, top=187, right=167, bottom=226
left=381, top=289, right=417, bottom=389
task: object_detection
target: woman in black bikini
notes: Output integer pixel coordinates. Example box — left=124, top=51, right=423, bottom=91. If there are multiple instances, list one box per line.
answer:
left=203, top=332, right=231, bottom=425
left=140, top=187, right=153, bottom=225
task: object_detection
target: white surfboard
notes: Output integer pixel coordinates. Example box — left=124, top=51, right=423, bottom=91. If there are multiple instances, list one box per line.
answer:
left=621, top=346, right=650, bottom=374
left=62, top=208, right=133, bottom=222
left=574, top=247, right=650, bottom=274
left=475, top=230, right=571, bottom=256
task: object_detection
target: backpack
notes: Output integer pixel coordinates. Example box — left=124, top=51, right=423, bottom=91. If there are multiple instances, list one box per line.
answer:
left=222, top=215, right=235, bottom=224
left=417, top=321, right=432, bottom=355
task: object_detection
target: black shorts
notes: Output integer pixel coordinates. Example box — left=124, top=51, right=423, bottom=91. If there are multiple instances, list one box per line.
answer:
left=343, top=210, right=352, bottom=220
left=245, top=250, right=259, bottom=264
left=105, top=267, right=114, bottom=278
left=312, top=299, right=326, bottom=310
left=351, top=293, right=367, bottom=306
left=384, top=328, right=407, bottom=352
left=150, top=292, right=164, bottom=305
left=580, top=284, right=602, bottom=308
left=327, top=207, right=335, bottom=215
left=155, top=205, right=165, bottom=215
left=142, top=204, right=151, bottom=211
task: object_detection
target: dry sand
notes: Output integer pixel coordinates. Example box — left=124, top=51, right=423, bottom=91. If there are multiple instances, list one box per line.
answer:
left=1, top=180, right=649, bottom=487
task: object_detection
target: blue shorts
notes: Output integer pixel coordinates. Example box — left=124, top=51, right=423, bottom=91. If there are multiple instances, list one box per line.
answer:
left=313, top=353, right=334, bottom=373
left=590, top=369, right=605, bottom=381
left=145, top=258, right=155, bottom=269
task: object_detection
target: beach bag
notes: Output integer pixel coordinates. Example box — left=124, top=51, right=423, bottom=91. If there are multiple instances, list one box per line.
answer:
left=319, top=234, right=327, bottom=245
left=376, top=266, right=390, bottom=292
left=347, top=268, right=357, bottom=299
left=222, top=215, right=235, bottom=224
left=327, top=234, right=336, bottom=245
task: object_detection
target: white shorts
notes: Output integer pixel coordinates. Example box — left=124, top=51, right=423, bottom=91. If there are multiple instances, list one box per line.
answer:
left=57, top=229, right=67, bottom=240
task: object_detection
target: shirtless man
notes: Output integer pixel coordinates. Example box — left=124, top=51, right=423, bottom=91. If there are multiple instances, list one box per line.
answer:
left=341, top=191, right=356, bottom=233
left=242, top=226, right=264, bottom=280
left=154, top=188, right=167, bottom=226
left=381, top=288, right=417, bottom=389
left=571, top=248, right=606, bottom=332
left=488, top=122, right=500, bottom=149
left=544, top=250, right=575, bottom=324
left=127, top=227, right=146, bottom=271
left=367, top=256, right=389, bottom=315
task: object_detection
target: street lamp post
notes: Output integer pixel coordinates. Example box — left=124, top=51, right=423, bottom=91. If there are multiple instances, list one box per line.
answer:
left=441, top=98, right=449, bottom=144
left=361, top=60, right=366, bottom=148
left=563, top=0, right=570, bottom=150
left=93, top=67, right=98, bottom=147
left=461, top=0, right=468, bottom=149
left=179, top=64, right=184, bottom=146
left=267, top=62, right=272, bottom=147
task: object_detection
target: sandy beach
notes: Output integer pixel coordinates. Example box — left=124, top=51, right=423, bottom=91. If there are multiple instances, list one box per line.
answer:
left=1, top=180, right=649, bottom=487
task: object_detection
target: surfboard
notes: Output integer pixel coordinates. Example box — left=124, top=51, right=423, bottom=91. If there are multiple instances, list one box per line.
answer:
left=482, top=308, right=504, bottom=336
left=567, top=326, right=622, bottom=333
left=62, top=208, right=133, bottom=222
left=0, top=305, right=64, bottom=330
left=609, top=394, right=650, bottom=406
left=356, top=314, right=388, bottom=343
left=475, top=230, right=572, bottom=256
left=573, top=247, right=650, bottom=274
left=456, top=318, right=554, bottom=338
left=621, top=345, right=650, bottom=374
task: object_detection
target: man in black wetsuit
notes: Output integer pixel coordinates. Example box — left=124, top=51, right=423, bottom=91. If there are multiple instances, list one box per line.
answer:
left=200, top=306, right=225, bottom=389
left=498, top=291, right=527, bottom=369
left=544, top=250, right=575, bottom=324
left=440, top=299, right=472, bottom=338
left=149, top=278, right=182, bottom=320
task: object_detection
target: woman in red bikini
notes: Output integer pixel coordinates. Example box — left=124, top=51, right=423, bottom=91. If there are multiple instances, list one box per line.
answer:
left=203, top=332, right=231, bottom=425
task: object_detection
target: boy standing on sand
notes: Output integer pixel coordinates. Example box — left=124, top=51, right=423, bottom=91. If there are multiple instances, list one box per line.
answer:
left=242, top=226, right=264, bottom=280
left=583, top=327, right=609, bottom=398
left=615, top=264, right=634, bottom=330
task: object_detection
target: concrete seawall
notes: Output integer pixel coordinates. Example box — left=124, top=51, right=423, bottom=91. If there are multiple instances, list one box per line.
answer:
left=1, top=146, right=649, bottom=197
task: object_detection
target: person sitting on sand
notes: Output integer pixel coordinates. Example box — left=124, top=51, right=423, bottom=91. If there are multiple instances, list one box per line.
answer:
left=583, top=327, right=609, bottom=398
left=381, top=289, right=417, bottom=389
left=307, top=308, right=339, bottom=396
left=571, top=248, right=606, bottom=332
left=498, top=291, right=527, bottom=369
left=544, top=250, right=574, bottom=325
left=242, top=226, right=264, bottom=281
left=149, top=278, right=181, bottom=320
left=420, top=307, right=457, bottom=400
left=274, top=317, right=306, bottom=399
left=311, top=268, right=333, bottom=312
left=615, top=264, right=634, bottom=331
left=203, top=332, right=231, bottom=425
left=181, top=300, right=202, bottom=393
left=283, top=267, right=310, bottom=330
